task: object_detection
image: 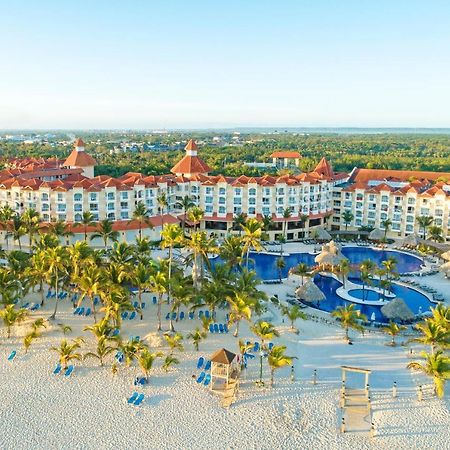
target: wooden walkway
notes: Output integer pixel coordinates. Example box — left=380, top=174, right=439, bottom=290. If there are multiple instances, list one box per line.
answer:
left=341, top=388, right=372, bottom=433
left=221, top=380, right=239, bottom=408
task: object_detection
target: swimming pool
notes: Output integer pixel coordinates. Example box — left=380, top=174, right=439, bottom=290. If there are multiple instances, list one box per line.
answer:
left=348, top=289, right=382, bottom=301
left=210, top=246, right=422, bottom=281
left=311, top=274, right=433, bottom=323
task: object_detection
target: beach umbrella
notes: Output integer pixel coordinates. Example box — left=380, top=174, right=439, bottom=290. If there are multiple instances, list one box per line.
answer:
left=399, top=233, right=421, bottom=247
left=369, top=228, right=385, bottom=241
left=327, top=240, right=341, bottom=253
left=311, top=227, right=332, bottom=241
left=315, top=252, right=347, bottom=267
left=295, top=280, right=326, bottom=303
left=381, top=298, right=415, bottom=322
left=439, top=261, right=450, bottom=277
left=441, top=250, right=450, bottom=261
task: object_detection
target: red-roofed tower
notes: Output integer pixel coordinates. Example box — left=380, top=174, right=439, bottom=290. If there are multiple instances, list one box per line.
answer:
left=170, top=139, right=211, bottom=178
left=63, top=138, right=97, bottom=178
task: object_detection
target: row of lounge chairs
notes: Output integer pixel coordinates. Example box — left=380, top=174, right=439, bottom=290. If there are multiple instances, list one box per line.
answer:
left=21, top=302, right=41, bottom=311
left=403, top=280, right=444, bottom=302
left=53, top=363, right=74, bottom=377
left=127, top=392, right=145, bottom=406
left=196, top=372, right=211, bottom=386
left=73, top=307, right=91, bottom=317
left=121, top=311, right=137, bottom=320
left=164, top=310, right=217, bottom=321
left=196, top=357, right=211, bottom=371
left=209, top=323, right=229, bottom=334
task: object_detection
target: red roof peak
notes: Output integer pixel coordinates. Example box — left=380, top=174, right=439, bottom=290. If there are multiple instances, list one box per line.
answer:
left=313, top=157, right=334, bottom=178
left=185, top=139, right=198, bottom=151
left=75, top=138, right=85, bottom=147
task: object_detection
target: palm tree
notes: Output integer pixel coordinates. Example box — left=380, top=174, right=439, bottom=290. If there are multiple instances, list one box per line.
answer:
left=282, top=305, right=307, bottom=332
left=416, top=215, right=434, bottom=240
left=24, top=330, right=39, bottom=354
left=164, top=332, right=184, bottom=354
left=132, top=201, right=153, bottom=240
left=268, top=345, right=295, bottom=387
left=138, top=348, right=163, bottom=381
left=187, top=327, right=206, bottom=351
left=33, top=232, right=60, bottom=251
left=407, top=350, right=450, bottom=398
left=176, top=195, right=194, bottom=235
left=171, top=277, right=194, bottom=321
left=232, top=212, right=247, bottom=236
left=0, top=204, right=14, bottom=250
left=22, top=208, right=40, bottom=248
left=296, top=263, right=310, bottom=285
left=275, top=257, right=286, bottom=283
left=129, top=262, right=152, bottom=320
left=149, top=271, right=167, bottom=331
left=50, top=338, right=84, bottom=369
left=338, top=259, right=350, bottom=288
left=411, top=320, right=450, bottom=354
left=119, top=338, right=148, bottom=367
left=84, top=335, right=116, bottom=366
left=162, top=354, right=179, bottom=372
left=157, top=192, right=168, bottom=231
left=428, top=225, right=444, bottom=243
left=281, top=207, right=292, bottom=251
left=237, top=339, right=254, bottom=370
left=43, top=246, right=69, bottom=320
left=241, top=218, right=263, bottom=269
left=90, top=219, right=119, bottom=249
left=76, top=264, right=105, bottom=322
left=251, top=321, right=280, bottom=386
left=360, top=259, right=376, bottom=301
left=342, top=210, right=354, bottom=231
left=331, top=304, right=367, bottom=342
left=187, top=206, right=204, bottom=232
left=382, top=321, right=406, bottom=346
left=48, top=220, right=74, bottom=241
left=262, top=214, right=274, bottom=234
left=10, top=214, right=26, bottom=249
left=58, top=324, right=72, bottom=335
left=227, top=292, right=253, bottom=337
left=381, top=257, right=398, bottom=294
left=28, top=251, right=48, bottom=306
left=431, top=304, right=450, bottom=331
left=161, top=223, right=183, bottom=331
left=83, top=318, right=114, bottom=341
left=74, top=211, right=96, bottom=242
left=380, top=219, right=392, bottom=242
left=0, top=304, right=28, bottom=338
left=185, top=230, right=216, bottom=289
left=220, top=236, right=244, bottom=268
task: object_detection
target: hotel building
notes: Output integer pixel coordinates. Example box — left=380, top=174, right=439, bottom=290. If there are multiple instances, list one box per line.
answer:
left=0, top=138, right=450, bottom=247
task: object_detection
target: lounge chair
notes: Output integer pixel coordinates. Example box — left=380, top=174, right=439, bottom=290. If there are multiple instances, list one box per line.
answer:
left=196, top=371, right=206, bottom=383
left=198, top=310, right=204, bottom=319
left=196, top=356, right=205, bottom=369
left=179, top=311, right=185, bottom=320
left=112, top=328, right=120, bottom=337
left=7, top=350, right=16, bottom=361
left=129, top=311, right=137, bottom=320
left=122, top=311, right=129, bottom=320
left=73, top=307, right=81, bottom=315
left=171, top=312, right=177, bottom=321
left=203, top=374, right=211, bottom=387
left=133, top=393, right=145, bottom=406
left=253, top=342, right=260, bottom=352
left=209, top=324, right=214, bottom=333
left=224, top=324, right=229, bottom=333
left=141, top=302, right=146, bottom=309
left=219, top=324, right=224, bottom=333
left=93, top=297, right=99, bottom=305
left=268, top=342, right=274, bottom=351
left=188, top=312, right=194, bottom=320
left=64, top=365, right=74, bottom=377
left=204, top=360, right=211, bottom=371
left=78, top=307, right=85, bottom=316
left=213, top=323, right=219, bottom=333
left=85, top=307, right=91, bottom=317
left=152, top=297, right=157, bottom=305
left=133, top=301, right=139, bottom=308
left=53, top=363, right=62, bottom=375
left=205, top=311, right=210, bottom=319
left=46, top=290, right=52, bottom=299
left=127, top=392, right=139, bottom=404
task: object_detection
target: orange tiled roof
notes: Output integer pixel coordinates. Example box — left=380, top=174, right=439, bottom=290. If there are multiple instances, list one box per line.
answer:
left=350, top=168, right=450, bottom=183
left=313, top=157, right=334, bottom=178
left=185, top=139, right=198, bottom=151
left=63, top=148, right=97, bottom=167
left=75, top=138, right=85, bottom=147
left=170, top=155, right=211, bottom=175
left=270, top=151, right=301, bottom=158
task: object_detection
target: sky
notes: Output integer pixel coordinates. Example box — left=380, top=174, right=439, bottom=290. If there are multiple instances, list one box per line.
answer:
left=1, top=0, right=450, bottom=129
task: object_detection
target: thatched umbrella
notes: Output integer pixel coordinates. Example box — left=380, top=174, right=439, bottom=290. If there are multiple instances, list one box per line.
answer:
left=381, top=298, right=415, bottom=322
left=439, top=261, right=450, bottom=277
left=399, top=233, right=421, bottom=247
left=295, top=280, right=326, bottom=304
left=441, top=250, right=450, bottom=261
left=315, top=252, right=347, bottom=267
left=311, top=227, right=332, bottom=241
left=369, top=228, right=385, bottom=241
left=326, top=240, right=341, bottom=254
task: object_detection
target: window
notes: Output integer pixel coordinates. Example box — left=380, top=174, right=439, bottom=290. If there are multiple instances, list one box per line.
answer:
left=406, top=215, right=414, bottom=223
left=73, top=193, right=82, bottom=202
left=219, top=197, right=226, bottom=205
left=107, top=212, right=115, bottom=220
left=264, top=188, right=271, bottom=196
left=249, top=197, right=256, bottom=205
left=380, top=213, right=387, bottom=220
left=234, top=188, right=241, bottom=196
left=57, top=193, right=64, bottom=202
left=121, top=211, right=129, bottom=219
left=233, top=197, right=241, bottom=205
left=381, top=195, right=389, bottom=203
left=205, top=205, right=213, bottom=213
left=121, top=192, right=128, bottom=200
left=74, top=204, right=82, bottom=212
left=277, top=188, right=285, bottom=195
left=74, top=213, right=82, bottom=222
left=120, top=202, right=128, bottom=209
left=41, top=193, right=49, bottom=201
left=218, top=206, right=226, bottom=214
left=249, top=188, right=256, bottom=196
left=406, top=225, right=413, bottom=232
left=277, top=207, right=283, bottom=214
left=89, top=203, right=98, bottom=211
left=262, top=207, right=270, bottom=216
left=233, top=207, right=242, bottom=214
left=392, top=223, right=400, bottom=231
left=248, top=207, right=256, bottom=215
left=42, top=214, right=49, bottom=221
left=58, top=214, right=66, bottom=221
left=57, top=204, right=66, bottom=212
left=107, top=192, right=115, bottom=200
left=107, top=202, right=115, bottom=211
left=407, top=197, right=415, bottom=205
left=41, top=204, right=49, bottom=212
left=205, top=196, right=213, bottom=204
left=219, top=187, right=226, bottom=195
left=205, top=187, right=213, bottom=195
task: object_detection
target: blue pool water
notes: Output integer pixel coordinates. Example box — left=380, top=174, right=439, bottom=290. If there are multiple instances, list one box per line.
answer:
left=312, top=275, right=434, bottom=323
left=348, top=289, right=382, bottom=301
left=211, top=246, right=422, bottom=281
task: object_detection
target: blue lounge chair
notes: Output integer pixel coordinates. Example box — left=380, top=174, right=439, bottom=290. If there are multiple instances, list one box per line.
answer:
left=129, top=311, right=137, bottom=320
left=46, top=290, right=52, bottom=299
left=7, top=350, right=16, bottom=361
left=179, top=311, right=185, bottom=320
left=268, top=342, right=274, bottom=351
left=213, top=323, right=219, bottom=333
left=64, top=365, right=74, bottom=377
left=196, top=356, right=205, bottom=369
left=152, top=296, right=157, bottom=305
left=121, top=311, right=129, bottom=320
left=73, top=307, right=81, bottom=315
left=188, top=312, right=194, bottom=320
left=78, top=307, right=85, bottom=316
left=198, top=310, right=204, bottom=319
left=141, top=302, right=146, bottom=309
left=204, top=360, right=211, bottom=371
left=253, top=342, right=260, bottom=352
left=127, top=392, right=139, bottom=404
left=171, top=312, right=177, bottom=321
left=196, top=371, right=206, bottom=383
left=133, top=393, right=145, bottom=406
left=209, top=324, right=214, bottom=333
left=85, top=307, right=91, bottom=317
left=51, top=292, right=57, bottom=298
left=224, top=324, right=229, bottom=333
left=219, top=324, right=224, bottom=333
left=212, top=311, right=217, bottom=320
left=226, top=313, right=229, bottom=322
left=112, top=329, right=120, bottom=337
left=133, top=301, right=138, bottom=308
left=93, top=297, right=99, bottom=306
left=165, top=312, right=170, bottom=320
left=22, top=303, right=30, bottom=309
left=53, top=363, right=62, bottom=375
left=203, top=374, right=211, bottom=386
left=115, top=351, right=124, bottom=363
left=205, top=310, right=210, bottom=319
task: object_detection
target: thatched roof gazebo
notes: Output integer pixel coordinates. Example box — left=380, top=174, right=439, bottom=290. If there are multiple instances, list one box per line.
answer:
left=295, top=280, right=326, bottom=304
left=381, top=298, right=415, bottom=322
left=369, top=228, right=385, bottom=241
left=210, top=348, right=239, bottom=392
left=311, top=227, right=332, bottom=241
left=439, top=261, right=450, bottom=277
left=441, top=250, right=450, bottom=261
left=399, top=233, right=422, bottom=247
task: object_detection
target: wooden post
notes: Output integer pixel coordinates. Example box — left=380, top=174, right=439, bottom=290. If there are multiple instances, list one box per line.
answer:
left=370, top=422, right=375, bottom=438
left=418, top=385, right=423, bottom=401
left=340, top=417, right=346, bottom=433
left=312, top=369, right=317, bottom=385
left=392, top=381, right=397, bottom=398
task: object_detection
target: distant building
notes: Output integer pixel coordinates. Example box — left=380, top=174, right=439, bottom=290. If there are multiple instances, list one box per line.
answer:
left=270, top=151, right=301, bottom=168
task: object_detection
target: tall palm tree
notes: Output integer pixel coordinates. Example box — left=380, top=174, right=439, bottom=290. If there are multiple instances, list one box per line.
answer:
left=431, top=304, right=450, bottom=331
left=176, top=195, right=194, bottom=236
left=119, top=338, right=148, bottom=367
left=381, top=257, right=397, bottom=294
left=50, top=338, right=84, bottom=369
left=76, top=264, right=105, bottom=322
left=129, top=262, right=152, bottom=320
left=0, top=204, right=14, bottom=250
left=67, top=241, right=93, bottom=283
left=338, top=259, right=350, bottom=288
left=282, top=305, right=307, bottom=332
left=275, top=257, right=286, bottom=283
left=360, top=259, right=376, bottom=301
left=84, top=335, right=116, bottom=366
left=342, top=210, right=354, bottom=231
left=232, top=212, right=247, bottom=236
left=22, top=208, right=40, bottom=248
left=381, top=219, right=392, bottom=242
left=185, top=230, right=216, bottom=289
left=132, top=201, right=153, bottom=240
left=187, top=327, right=206, bottom=351
left=157, top=192, right=168, bottom=232
left=187, top=206, right=204, bottom=232
left=296, top=263, right=310, bottom=285
left=220, top=236, right=244, bottom=268
left=331, top=304, right=367, bottom=342
left=164, top=332, right=184, bottom=354
left=407, top=350, right=450, bottom=398
left=10, top=214, right=26, bottom=250
left=262, top=214, right=274, bottom=234
left=411, top=320, right=450, bottom=354
left=241, top=218, right=263, bottom=269
left=0, top=304, right=28, bottom=338
left=171, top=277, right=194, bottom=321
left=90, top=219, right=119, bottom=249
left=416, top=215, right=434, bottom=240
left=428, top=225, right=444, bottom=243
left=48, top=220, right=74, bottom=241
left=74, top=211, right=96, bottom=242
left=226, top=292, right=253, bottom=337
left=268, top=345, right=295, bottom=387
left=281, top=207, right=292, bottom=251
left=149, top=271, right=167, bottom=331
left=33, top=233, right=60, bottom=252
left=28, top=250, right=49, bottom=306
left=138, top=348, right=163, bottom=381
left=251, top=320, right=280, bottom=386
left=43, top=246, right=69, bottom=320
left=382, top=321, right=406, bottom=346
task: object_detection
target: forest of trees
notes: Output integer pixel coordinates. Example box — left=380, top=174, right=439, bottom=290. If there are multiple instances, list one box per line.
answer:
left=2, top=132, right=450, bottom=178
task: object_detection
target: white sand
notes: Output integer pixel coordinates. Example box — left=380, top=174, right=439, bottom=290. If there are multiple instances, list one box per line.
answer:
left=1, top=245, right=450, bottom=449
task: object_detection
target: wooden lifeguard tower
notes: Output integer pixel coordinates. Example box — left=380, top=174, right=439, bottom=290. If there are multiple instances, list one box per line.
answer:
left=210, top=348, right=240, bottom=408
left=340, top=366, right=373, bottom=434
